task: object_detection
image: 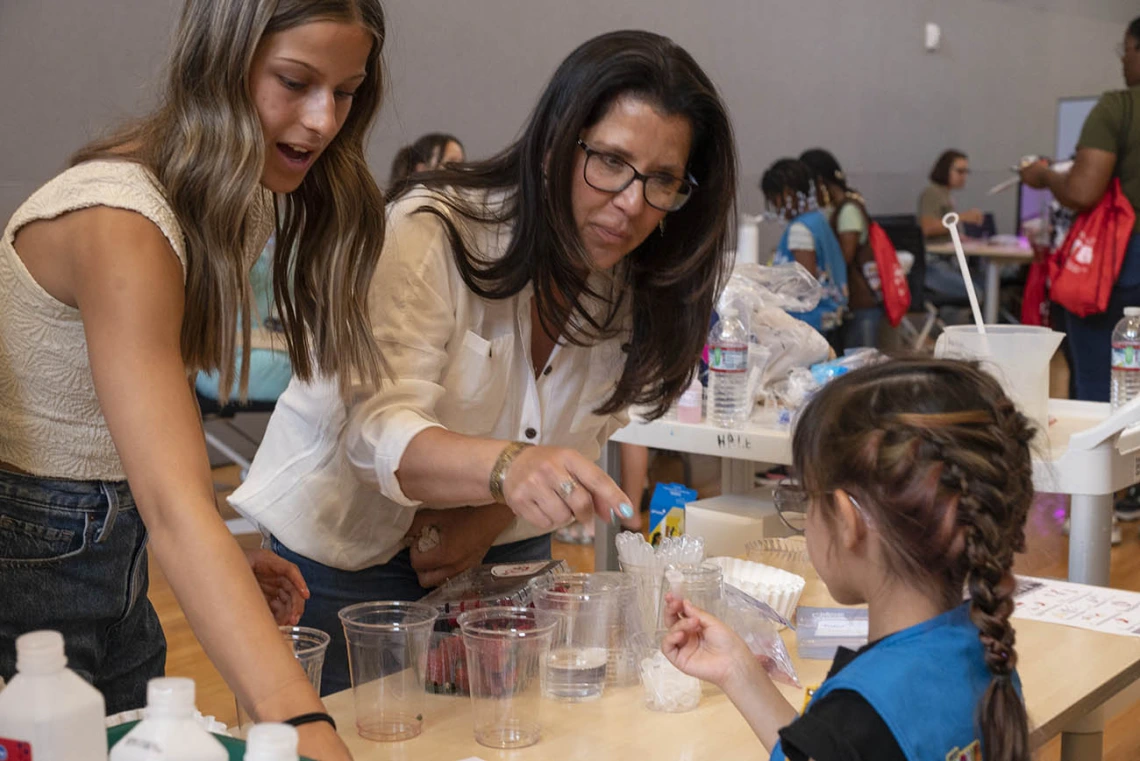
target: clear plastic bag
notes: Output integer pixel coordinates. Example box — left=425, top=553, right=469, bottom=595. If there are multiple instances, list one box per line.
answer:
left=733, top=262, right=823, bottom=312
left=722, top=585, right=800, bottom=688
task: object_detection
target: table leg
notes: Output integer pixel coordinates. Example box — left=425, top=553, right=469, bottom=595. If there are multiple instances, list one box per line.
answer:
left=1067, top=494, right=1112, bottom=587
left=594, top=442, right=623, bottom=571
left=1060, top=707, right=1104, bottom=761
left=983, top=258, right=1000, bottom=325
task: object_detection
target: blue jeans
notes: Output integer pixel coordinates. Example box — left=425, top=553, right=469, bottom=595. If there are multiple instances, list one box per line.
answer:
left=1057, top=234, right=1140, bottom=402
left=272, top=533, right=553, bottom=696
left=0, top=469, right=165, bottom=714
left=842, top=307, right=884, bottom=349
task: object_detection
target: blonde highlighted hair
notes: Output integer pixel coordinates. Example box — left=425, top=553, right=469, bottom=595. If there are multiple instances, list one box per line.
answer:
left=72, top=0, right=387, bottom=400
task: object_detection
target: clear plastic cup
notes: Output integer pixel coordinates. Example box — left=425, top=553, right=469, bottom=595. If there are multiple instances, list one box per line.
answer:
left=658, top=563, right=724, bottom=626
left=630, top=630, right=701, bottom=713
left=338, top=601, right=438, bottom=742
left=530, top=572, right=636, bottom=699
left=458, top=607, right=561, bottom=749
left=234, top=626, right=330, bottom=738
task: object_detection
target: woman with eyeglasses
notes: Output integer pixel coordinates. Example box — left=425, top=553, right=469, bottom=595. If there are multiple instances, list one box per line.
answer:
left=919, top=150, right=985, bottom=241
left=230, top=29, right=736, bottom=694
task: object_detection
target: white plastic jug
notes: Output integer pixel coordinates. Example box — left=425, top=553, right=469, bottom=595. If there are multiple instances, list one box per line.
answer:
left=934, top=325, right=1064, bottom=435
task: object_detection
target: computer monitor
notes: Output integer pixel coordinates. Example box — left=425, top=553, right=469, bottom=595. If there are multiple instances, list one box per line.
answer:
left=1016, top=183, right=1053, bottom=239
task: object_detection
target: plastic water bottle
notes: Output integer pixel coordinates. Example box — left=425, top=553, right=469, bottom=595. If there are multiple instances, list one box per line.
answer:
left=0, top=631, right=106, bottom=761
left=707, top=308, right=750, bottom=428
left=244, top=724, right=299, bottom=761
left=1111, top=307, right=1140, bottom=410
left=110, top=678, right=227, bottom=761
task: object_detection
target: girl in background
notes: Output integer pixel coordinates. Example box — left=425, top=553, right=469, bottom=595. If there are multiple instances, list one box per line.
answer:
left=387, top=132, right=465, bottom=198
left=800, top=148, right=883, bottom=349
left=761, top=158, right=847, bottom=341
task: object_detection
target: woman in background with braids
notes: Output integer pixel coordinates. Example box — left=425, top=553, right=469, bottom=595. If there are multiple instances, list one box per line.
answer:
left=662, top=358, right=1033, bottom=761
left=761, top=158, right=847, bottom=343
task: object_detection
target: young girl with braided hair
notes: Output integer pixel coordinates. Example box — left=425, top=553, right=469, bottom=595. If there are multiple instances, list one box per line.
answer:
left=663, top=358, right=1033, bottom=761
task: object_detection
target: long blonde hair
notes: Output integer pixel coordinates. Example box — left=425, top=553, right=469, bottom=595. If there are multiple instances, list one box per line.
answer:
left=71, top=0, right=387, bottom=400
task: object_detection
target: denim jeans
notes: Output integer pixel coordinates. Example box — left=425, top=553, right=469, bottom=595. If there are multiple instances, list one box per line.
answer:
left=842, top=307, right=884, bottom=349
left=0, top=469, right=165, bottom=714
left=272, top=533, right=553, bottom=696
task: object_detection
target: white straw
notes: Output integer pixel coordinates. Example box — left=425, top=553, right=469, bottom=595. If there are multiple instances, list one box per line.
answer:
left=941, top=212, right=986, bottom=335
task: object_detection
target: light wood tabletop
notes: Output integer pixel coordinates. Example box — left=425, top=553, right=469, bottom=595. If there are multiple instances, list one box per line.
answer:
left=926, top=239, right=1036, bottom=261
left=323, top=580, right=1140, bottom=761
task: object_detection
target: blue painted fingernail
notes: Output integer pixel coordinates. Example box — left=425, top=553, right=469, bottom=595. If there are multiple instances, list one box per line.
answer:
left=619, top=502, right=635, bottom=519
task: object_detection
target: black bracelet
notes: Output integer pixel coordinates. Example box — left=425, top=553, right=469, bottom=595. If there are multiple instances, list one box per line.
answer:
left=283, top=712, right=337, bottom=731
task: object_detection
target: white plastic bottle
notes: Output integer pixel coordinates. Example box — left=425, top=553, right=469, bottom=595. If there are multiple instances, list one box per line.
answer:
left=244, top=723, right=299, bottom=761
left=0, top=630, right=106, bottom=761
left=707, top=307, right=751, bottom=428
left=109, top=678, right=226, bottom=761
left=675, top=375, right=704, bottom=424
left=1111, top=306, right=1140, bottom=410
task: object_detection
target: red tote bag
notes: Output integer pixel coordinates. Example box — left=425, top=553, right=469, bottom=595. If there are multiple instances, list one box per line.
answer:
left=868, top=221, right=911, bottom=327
left=1048, top=179, right=1136, bottom=318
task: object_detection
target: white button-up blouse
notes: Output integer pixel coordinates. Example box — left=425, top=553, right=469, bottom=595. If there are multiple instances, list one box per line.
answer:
left=229, top=189, right=631, bottom=571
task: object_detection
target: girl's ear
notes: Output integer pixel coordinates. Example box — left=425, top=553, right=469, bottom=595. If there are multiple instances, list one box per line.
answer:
left=832, top=489, right=869, bottom=552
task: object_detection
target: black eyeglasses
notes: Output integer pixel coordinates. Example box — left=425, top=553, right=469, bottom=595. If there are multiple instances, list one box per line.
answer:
left=774, top=479, right=875, bottom=536
left=773, top=479, right=809, bottom=535
left=576, top=140, right=696, bottom=212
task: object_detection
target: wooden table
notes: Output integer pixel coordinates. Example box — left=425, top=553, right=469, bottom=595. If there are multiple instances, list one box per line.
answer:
left=322, top=580, right=1140, bottom=761
left=925, top=238, right=1035, bottom=324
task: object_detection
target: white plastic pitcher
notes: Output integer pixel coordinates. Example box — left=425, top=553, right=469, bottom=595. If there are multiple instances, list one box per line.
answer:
left=934, top=325, right=1064, bottom=434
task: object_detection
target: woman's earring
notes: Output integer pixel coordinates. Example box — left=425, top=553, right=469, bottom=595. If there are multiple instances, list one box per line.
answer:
left=659, top=219, right=666, bottom=236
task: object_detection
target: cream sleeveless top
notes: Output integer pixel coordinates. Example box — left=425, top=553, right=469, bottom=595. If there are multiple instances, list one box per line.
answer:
left=0, top=160, right=274, bottom=481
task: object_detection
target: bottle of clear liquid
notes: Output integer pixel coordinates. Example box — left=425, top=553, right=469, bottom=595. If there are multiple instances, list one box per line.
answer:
left=707, top=307, right=750, bottom=428
left=244, top=724, right=299, bottom=761
left=0, top=630, right=106, bottom=761
left=1111, top=307, right=1140, bottom=410
left=110, top=678, right=226, bottom=761
left=675, top=375, right=704, bottom=424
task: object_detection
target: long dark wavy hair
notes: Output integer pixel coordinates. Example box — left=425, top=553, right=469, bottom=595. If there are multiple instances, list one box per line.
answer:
left=793, top=359, right=1034, bottom=761
left=394, top=30, right=737, bottom=419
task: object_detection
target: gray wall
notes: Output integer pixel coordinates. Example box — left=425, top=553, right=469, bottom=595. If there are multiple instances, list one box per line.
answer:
left=2, top=0, right=1135, bottom=233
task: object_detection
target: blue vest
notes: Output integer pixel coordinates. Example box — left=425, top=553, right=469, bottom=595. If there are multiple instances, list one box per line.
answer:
left=774, top=210, right=848, bottom=331
left=770, top=605, right=1022, bottom=761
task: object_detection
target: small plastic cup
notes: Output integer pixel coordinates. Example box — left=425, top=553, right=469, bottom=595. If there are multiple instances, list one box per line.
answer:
left=234, top=626, right=330, bottom=738
left=630, top=629, right=701, bottom=713
left=458, top=607, right=561, bottom=749
left=339, top=601, right=438, bottom=742
left=658, top=563, right=724, bottom=627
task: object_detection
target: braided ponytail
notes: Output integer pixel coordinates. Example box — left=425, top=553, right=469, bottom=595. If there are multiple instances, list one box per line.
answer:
left=935, top=396, right=1034, bottom=761
left=792, top=359, right=1035, bottom=761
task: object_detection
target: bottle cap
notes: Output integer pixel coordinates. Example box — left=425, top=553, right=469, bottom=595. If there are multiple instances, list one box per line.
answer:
left=146, top=677, right=196, bottom=719
left=245, top=723, right=299, bottom=761
left=1125, top=307, right=1140, bottom=317
left=15, top=631, right=67, bottom=675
